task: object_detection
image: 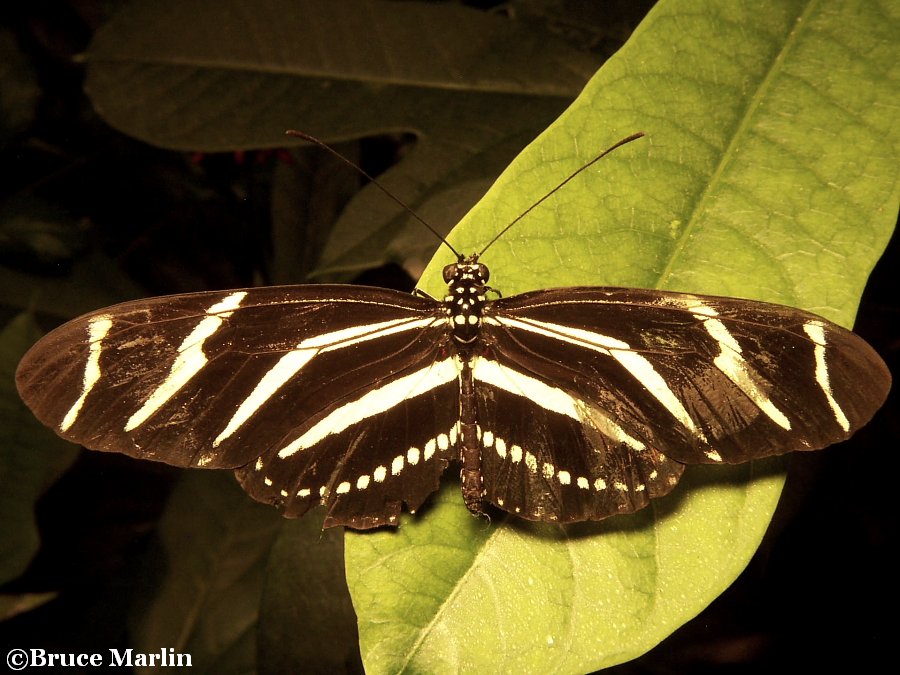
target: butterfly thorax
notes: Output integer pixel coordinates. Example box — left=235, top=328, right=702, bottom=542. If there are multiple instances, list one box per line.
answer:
left=442, top=257, right=490, bottom=345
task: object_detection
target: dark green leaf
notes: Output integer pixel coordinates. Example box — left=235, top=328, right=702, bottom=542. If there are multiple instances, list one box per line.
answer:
left=0, top=314, right=78, bottom=585
left=0, top=592, right=58, bottom=622
left=129, top=471, right=282, bottom=675
left=0, top=251, right=146, bottom=322
left=259, top=514, right=362, bottom=674
left=0, top=29, right=41, bottom=142
left=84, top=0, right=600, bottom=276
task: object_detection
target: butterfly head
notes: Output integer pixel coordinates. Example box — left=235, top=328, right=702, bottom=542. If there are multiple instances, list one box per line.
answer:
left=442, top=254, right=489, bottom=286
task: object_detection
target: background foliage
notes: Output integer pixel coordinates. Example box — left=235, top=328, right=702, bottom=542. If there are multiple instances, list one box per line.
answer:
left=1, top=1, right=896, bottom=673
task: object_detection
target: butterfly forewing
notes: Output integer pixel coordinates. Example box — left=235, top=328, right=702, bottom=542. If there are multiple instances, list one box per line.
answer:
left=16, top=285, right=457, bottom=525
left=486, top=287, right=890, bottom=466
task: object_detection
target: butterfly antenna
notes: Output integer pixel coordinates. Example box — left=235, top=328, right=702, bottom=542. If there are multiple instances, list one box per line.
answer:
left=285, top=130, right=461, bottom=259
left=478, top=132, right=646, bottom=256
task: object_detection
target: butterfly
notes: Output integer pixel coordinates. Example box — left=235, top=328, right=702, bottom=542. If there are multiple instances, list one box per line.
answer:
left=15, top=133, right=891, bottom=529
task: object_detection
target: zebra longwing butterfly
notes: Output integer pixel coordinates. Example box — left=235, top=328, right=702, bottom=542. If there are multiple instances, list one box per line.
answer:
left=15, top=135, right=890, bottom=529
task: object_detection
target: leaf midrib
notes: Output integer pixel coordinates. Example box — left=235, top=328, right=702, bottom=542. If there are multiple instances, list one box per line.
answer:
left=395, top=522, right=505, bottom=672
left=87, top=54, right=584, bottom=98
left=654, top=0, right=819, bottom=291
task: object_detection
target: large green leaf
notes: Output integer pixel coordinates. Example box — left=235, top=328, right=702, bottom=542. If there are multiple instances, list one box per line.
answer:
left=346, top=0, right=898, bottom=672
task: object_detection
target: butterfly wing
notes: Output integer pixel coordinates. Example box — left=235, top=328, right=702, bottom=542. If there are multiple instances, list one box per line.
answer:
left=476, top=286, right=890, bottom=523
left=17, top=280, right=890, bottom=528
left=16, top=285, right=459, bottom=528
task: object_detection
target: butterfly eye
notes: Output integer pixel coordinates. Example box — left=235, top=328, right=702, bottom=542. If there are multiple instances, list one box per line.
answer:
left=442, top=264, right=458, bottom=283
left=477, top=264, right=490, bottom=283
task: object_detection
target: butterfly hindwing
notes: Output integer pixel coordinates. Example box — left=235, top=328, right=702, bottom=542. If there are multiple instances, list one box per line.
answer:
left=234, top=345, right=460, bottom=528
left=474, top=374, right=685, bottom=523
